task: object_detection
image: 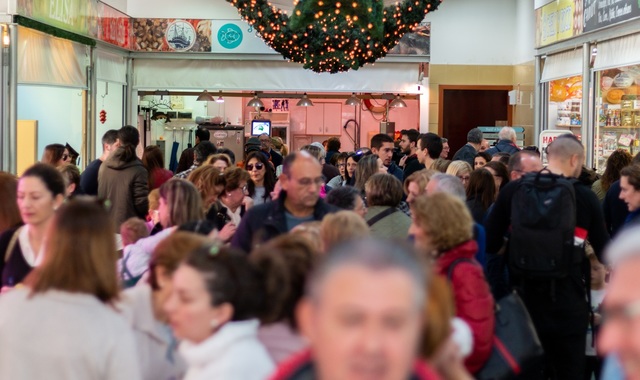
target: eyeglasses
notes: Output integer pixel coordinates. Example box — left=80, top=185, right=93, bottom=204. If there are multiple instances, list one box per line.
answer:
left=296, top=177, right=324, bottom=187
left=62, top=154, right=70, bottom=161
left=245, top=163, right=264, bottom=171
left=337, top=163, right=345, bottom=168
left=241, top=184, right=249, bottom=194
left=457, top=175, right=471, bottom=182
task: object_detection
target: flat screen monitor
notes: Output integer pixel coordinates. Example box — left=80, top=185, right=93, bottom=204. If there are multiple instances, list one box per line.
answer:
left=251, top=120, right=271, bottom=136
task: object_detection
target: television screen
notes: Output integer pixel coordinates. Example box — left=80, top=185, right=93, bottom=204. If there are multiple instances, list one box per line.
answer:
left=251, top=120, right=271, bottom=136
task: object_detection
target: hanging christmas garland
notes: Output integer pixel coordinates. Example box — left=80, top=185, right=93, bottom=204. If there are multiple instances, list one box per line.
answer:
left=226, top=0, right=443, bottom=74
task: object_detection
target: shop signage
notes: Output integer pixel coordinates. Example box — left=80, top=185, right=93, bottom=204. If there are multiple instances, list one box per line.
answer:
left=536, top=0, right=583, bottom=47
left=539, top=130, right=574, bottom=164
left=98, top=3, right=130, bottom=49
left=211, top=20, right=275, bottom=54
left=132, top=19, right=212, bottom=52
left=217, top=23, right=243, bottom=50
left=16, top=0, right=99, bottom=37
left=583, top=0, right=640, bottom=33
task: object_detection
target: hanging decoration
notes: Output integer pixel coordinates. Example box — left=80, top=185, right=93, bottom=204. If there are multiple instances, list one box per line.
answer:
left=226, top=0, right=443, bottom=73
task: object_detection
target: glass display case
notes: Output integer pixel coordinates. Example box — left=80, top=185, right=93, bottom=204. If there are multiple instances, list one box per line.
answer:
left=593, top=65, right=640, bottom=172
left=547, top=75, right=583, bottom=136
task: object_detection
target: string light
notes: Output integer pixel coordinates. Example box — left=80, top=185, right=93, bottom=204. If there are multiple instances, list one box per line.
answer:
left=226, top=0, right=443, bottom=73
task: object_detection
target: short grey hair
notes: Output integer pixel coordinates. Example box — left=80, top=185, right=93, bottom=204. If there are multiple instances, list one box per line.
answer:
left=467, top=128, right=483, bottom=144
left=429, top=173, right=466, bottom=201
left=498, top=127, right=516, bottom=142
left=606, top=225, right=640, bottom=268
left=307, top=239, right=427, bottom=309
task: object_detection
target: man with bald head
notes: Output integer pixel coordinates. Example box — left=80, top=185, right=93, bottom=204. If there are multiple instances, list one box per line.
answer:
left=232, top=151, right=337, bottom=252
left=507, top=150, right=543, bottom=181
left=485, top=135, right=609, bottom=379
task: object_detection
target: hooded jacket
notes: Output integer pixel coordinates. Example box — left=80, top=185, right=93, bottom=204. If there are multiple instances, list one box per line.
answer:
left=435, top=240, right=495, bottom=374
left=98, top=147, right=149, bottom=228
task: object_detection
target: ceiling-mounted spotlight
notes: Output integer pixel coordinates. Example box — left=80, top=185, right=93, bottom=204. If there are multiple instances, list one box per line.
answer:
left=345, top=92, right=361, bottom=106
left=215, top=91, right=224, bottom=103
left=247, top=93, right=264, bottom=108
left=196, top=90, right=215, bottom=102
left=297, top=93, right=314, bottom=107
left=389, top=94, right=407, bottom=108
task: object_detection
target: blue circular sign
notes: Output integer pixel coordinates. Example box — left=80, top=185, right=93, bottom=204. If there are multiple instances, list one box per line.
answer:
left=218, top=23, right=243, bottom=50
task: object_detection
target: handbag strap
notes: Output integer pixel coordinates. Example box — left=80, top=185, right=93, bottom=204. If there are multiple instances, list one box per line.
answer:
left=367, top=207, right=399, bottom=227
left=446, top=257, right=476, bottom=281
left=4, top=227, right=22, bottom=263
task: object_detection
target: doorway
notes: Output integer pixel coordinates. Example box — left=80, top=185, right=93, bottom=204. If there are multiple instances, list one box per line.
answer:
left=439, top=86, right=512, bottom=155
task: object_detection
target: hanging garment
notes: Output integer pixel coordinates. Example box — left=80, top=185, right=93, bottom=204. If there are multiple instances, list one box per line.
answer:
left=169, top=141, right=180, bottom=172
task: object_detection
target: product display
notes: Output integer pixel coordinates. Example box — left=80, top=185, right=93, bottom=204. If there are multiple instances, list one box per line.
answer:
left=548, top=75, right=583, bottom=132
left=594, top=64, right=640, bottom=171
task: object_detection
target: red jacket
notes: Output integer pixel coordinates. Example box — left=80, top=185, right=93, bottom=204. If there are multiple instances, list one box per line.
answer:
left=435, top=240, right=495, bottom=374
left=270, top=349, right=441, bottom=380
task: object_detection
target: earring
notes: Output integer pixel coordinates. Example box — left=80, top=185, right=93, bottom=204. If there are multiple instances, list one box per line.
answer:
left=210, top=318, right=219, bottom=329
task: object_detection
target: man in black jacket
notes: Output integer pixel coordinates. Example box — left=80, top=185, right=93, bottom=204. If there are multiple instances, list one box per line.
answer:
left=485, top=135, right=609, bottom=380
left=452, top=127, right=483, bottom=166
left=231, top=151, right=337, bottom=253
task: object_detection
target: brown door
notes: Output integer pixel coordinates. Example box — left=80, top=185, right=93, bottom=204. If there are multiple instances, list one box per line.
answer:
left=439, top=86, right=512, bottom=155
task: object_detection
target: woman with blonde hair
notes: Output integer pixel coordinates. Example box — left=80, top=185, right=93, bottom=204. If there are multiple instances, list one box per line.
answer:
left=204, top=153, right=233, bottom=172
left=409, top=192, right=494, bottom=375
left=320, top=210, right=370, bottom=253
left=120, top=179, right=204, bottom=287
left=187, top=165, right=226, bottom=216
left=0, top=198, right=141, bottom=379
left=404, top=169, right=437, bottom=204
left=446, top=160, right=473, bottom=189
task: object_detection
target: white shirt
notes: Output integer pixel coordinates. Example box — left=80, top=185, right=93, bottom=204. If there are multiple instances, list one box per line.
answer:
left=17, top=225, right=44, bottom=267
left=220, top=200, right=242, bottom=227
left=119, top=284, right=187, bottom=380
left=119, top=227, right=175, bottom=281
left=181, top=319, right=275, bottom=380
left=0, top=288, right=141, bottom=380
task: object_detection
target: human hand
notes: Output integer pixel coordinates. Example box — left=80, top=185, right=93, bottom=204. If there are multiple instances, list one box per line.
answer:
left=399, top=155, right=408, bottom=167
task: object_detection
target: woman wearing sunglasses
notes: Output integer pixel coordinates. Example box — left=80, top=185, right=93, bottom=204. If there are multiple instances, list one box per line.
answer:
left=41, top=144, right=71, bottom=168
left=245, top=151, right=276, bottom=206
left=209, top=167, right=252, bottom=242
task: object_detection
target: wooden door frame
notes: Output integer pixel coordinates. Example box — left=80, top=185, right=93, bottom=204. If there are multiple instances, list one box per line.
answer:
left=438, top=85, right=514, bottom=136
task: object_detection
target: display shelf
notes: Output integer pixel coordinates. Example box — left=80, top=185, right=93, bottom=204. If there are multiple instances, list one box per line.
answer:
left=556, top=124, right=582, bottom=128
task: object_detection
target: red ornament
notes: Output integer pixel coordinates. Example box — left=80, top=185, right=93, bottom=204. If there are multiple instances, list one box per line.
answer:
left=99, top=110, right=107, bottom=124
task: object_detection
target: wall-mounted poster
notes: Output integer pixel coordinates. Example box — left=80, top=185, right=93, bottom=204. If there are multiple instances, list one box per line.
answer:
left=132, top=19, right=212, bottom=52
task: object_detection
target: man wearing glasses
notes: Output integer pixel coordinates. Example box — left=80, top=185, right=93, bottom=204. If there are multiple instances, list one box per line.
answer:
left=232, top=151, right=337, bottom=253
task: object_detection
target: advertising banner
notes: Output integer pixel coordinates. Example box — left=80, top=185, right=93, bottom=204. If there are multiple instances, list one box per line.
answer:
left=583, top=0, right=640, bottom=33
left=16, top=0, right=99, bottom=38
left=211, top=20, right=275, bottom=54
left=99, top=3, right=130, bottom=49
left=536, top=0, right=583, bottom=47
left=132, top=19, right=212, bottom=52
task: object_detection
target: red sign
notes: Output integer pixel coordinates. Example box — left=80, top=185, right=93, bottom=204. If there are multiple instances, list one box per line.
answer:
left=99, top=3, right=130, bottom=49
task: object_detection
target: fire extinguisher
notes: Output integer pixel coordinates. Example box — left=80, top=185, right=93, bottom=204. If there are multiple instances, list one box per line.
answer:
left=99, top=110, right=107, bottom=124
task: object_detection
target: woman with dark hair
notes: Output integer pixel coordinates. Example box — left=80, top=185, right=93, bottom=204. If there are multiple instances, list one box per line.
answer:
left=325, top=185, right=367, bottom=217
left=245, top=151, right=276, bottom=205
left=164, top=245, right=274, bottom=379
left=120, top=179, right=203, bottom=287
left=354, top=153, right=386, bottom=194
left=483, top=161, right=510, bottom=196
left=473, top=152, right=492, bottom=170
left=326, top=152, right=350, bottom=189
left=0, top=172, right=21, bottom=234
left=345, top=150, right=365, bottom=186
left=0, top=198, right=140, bottom=379
left=251, top=235, right=317, bottom=363
left=0, top=164, right=65, bottom=289
left=364, top=173, right=411, bottom=239
left=120, top=231, right=209, bottom=380
left=592, top=149, right=632, bottom=201
left=209, top=167, right=251, bottom=242
left=465, top=169, right=496, bottom=224
left=41, top=143, right=70, bottom=167
left=143, top=145, right=173, bottom=190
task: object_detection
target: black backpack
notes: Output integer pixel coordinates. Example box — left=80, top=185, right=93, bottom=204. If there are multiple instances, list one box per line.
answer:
left=509, top=170, right=582, bottom=279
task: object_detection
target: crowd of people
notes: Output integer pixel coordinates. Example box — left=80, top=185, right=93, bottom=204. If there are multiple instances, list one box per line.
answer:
left=1, top=124, right=640, bottom=380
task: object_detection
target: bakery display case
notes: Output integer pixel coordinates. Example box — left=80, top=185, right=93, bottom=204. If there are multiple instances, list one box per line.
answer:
left=547, top=75, right=583, bottom=135
left=594, top=65, right=640, bottom=172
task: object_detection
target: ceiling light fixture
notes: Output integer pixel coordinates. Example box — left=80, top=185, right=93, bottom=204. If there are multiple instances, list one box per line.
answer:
left=247, top=93, right=265, bottom=108
left=215, top=91, right=224, bottom=103
left=297, top=93, right=314, bottom=107
left=345, top=93, right=361, bottom=106
left=196, top=90, right=215, bottom=102
left=389, top=94, right=407, bottom=108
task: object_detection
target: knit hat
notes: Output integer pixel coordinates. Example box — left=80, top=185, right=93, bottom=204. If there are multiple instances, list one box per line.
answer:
left=245, top=137, right=262, bottom=154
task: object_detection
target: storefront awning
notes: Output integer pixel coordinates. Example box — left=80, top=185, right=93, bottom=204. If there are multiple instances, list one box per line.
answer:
left=96, top=50, right=127, bottom=85
left=540, top=48, right=583, bottom=83
left=594, top=33, right=640, bottom=71
left=132, top=59, right=418, bottom=93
